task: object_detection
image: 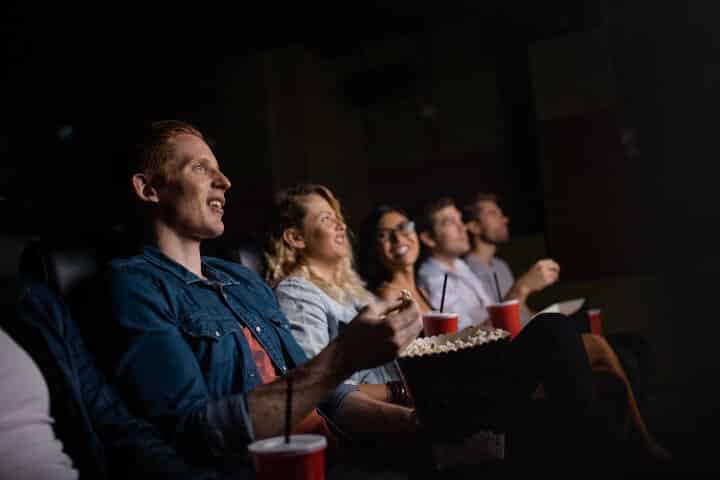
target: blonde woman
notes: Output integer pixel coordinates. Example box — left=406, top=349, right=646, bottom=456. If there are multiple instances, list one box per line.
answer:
left=265, top=184, right=409, bottom=405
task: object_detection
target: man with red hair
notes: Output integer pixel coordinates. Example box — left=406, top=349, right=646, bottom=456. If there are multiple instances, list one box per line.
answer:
left=97, top=121, right=423, bottom=471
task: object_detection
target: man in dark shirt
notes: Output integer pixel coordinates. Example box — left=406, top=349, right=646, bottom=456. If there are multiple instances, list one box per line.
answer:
left=5, top=278, right=223, bottom=479
left=462, top=192, right=655, bottom=408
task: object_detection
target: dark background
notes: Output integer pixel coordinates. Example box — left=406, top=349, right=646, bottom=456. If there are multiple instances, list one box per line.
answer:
left=2, top=0, right=719, bottom=471
left=0, top=1, right=604, bottom=241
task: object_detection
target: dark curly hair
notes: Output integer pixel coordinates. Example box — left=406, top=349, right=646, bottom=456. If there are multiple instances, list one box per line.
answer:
left=357, top=204, right=411, bottom=292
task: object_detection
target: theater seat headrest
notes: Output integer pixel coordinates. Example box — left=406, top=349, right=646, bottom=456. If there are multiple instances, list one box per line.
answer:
left=19, top=241, right=103, bottom=297
left=218, top=239, right=266, bottom=278
left=18, top=231, right=137, bottom=298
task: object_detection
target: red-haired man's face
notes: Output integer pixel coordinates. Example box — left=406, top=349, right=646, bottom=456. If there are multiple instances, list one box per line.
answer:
left=153, top=134, right=231, bottom=241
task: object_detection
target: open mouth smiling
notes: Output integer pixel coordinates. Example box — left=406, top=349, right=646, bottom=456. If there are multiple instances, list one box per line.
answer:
left=208, top=198, right=225, bottom=214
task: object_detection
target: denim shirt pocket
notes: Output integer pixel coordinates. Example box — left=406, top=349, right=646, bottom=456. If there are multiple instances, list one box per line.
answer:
left=178, top=312, right=244, bottom=394
left=179, top=312, right=242, bottom=341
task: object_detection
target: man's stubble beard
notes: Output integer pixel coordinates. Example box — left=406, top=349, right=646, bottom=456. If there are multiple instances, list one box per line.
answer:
left=480, top=231, right=510, bottom=246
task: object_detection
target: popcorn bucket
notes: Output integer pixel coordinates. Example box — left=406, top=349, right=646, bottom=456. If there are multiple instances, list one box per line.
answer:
left=397, top=326, right=511, bottom=437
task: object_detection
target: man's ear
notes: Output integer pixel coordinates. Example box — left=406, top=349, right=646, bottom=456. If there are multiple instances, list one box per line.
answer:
left=131, top=173, right=160, bottom=203
left=283, top=228, right=306, bottom=250
left=419, top=231, right=436, bottom=250
left=465, top=219, right=481, bottom=236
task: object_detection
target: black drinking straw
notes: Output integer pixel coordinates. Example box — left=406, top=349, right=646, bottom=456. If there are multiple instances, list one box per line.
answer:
left=439, top=273, right=448, bottom=312
left=285, top=374, right=293, bottom=444
left=493, top=272, right=503, bottom=303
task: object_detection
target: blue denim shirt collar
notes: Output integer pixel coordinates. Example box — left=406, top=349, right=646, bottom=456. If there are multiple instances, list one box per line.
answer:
left=141, top=245, right=240, bottom=286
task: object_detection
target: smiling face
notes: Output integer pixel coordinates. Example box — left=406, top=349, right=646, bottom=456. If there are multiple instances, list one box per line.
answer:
left=376, top=210, right=420, bottom=273
left=153, top=134, right=231, bottom=241
left=295, top=193, right=349, bottom=266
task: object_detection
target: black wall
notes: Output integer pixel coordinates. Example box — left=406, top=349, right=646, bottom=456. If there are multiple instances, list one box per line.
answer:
left=608, top=0, right=720, bottom=463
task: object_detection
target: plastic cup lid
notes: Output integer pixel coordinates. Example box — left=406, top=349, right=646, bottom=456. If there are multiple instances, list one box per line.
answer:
left=488, top=299, right=519, bottom=307
left=422, top=311, right=458, bottom=318
left=248, top=434, right=327, bottom=456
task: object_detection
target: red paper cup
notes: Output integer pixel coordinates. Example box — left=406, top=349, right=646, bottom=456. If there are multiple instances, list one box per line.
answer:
left=587, top=308, right=603, bottom=336
left=487, top=300, right=521, bottom=339
left=422, top=312, right=459, bottom=336
left=248, top=434, right=327, bottom=480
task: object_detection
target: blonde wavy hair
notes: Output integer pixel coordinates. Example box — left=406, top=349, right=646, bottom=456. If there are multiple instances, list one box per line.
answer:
left=265, top=184, right=373, bottom=305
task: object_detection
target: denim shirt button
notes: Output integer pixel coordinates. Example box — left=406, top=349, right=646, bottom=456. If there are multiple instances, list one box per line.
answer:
left=215, top=330, right=221, bottom=337
left=255, top=326, right=261, bottom=333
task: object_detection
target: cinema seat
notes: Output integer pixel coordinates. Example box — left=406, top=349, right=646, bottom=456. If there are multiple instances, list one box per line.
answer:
left=19, top=239, right=104, bottom=297
left=216, top=237, right=267, bottom=279
left=17, top=233, right=139, bottom=348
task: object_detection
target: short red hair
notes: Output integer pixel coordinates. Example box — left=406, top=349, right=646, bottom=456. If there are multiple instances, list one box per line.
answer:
left=132, top=120, right=204, bottom=184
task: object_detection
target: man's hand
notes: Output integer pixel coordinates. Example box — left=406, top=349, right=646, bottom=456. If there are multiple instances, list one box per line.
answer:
left=248, top=296, right=420, bottom=440
left=516, top=259, right=560, bottom=295
left=335, top=297, right=422, bottom=376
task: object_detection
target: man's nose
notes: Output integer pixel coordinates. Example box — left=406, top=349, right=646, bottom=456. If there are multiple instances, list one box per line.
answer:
left=213, top=171, right=232, bottom=190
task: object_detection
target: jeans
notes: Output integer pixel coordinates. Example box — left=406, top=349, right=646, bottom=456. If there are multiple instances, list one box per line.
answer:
left=496, top=314, right=626, bottom=471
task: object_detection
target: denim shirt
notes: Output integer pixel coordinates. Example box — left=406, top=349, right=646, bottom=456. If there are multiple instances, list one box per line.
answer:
left=5, top=278, right=221, bottom=479
left=105, top=246, right=354, bottom=461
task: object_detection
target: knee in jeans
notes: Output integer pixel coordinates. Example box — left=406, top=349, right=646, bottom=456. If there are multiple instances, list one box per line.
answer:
left=528, top=313, right=573, bottom=334
left=522, top=313, right=583, bottom=348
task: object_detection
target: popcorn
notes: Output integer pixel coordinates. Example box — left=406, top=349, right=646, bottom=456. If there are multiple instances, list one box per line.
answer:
left=401, top=325, right=509, bottom=357
left=399, top=289, right=413, bottom=308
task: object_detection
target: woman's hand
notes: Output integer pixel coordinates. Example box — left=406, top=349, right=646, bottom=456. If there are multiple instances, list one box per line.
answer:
left=336, top=297, right=422, bottom=375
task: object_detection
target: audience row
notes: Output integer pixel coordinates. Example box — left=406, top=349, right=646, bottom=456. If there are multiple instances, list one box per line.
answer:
left=0, top=120, right=669, bottom=479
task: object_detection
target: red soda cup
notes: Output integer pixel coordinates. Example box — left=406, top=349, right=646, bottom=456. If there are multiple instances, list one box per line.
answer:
left=248, top=434, right=327, bottom=480
left=422, top=312, right=459, bottom=336
left=587, top=308, right=603, bottom=336
left=487, top=300, right=522, bottom=339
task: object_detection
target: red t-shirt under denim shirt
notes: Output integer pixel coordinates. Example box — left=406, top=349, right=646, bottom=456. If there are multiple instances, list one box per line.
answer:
left=241, top=327, right=339, bottom=446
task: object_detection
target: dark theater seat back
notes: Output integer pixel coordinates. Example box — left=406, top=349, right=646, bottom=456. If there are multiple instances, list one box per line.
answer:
left=17, top=233, right=140, bottom=319
left=20, top=241, right=103, bottom=297
left=17, top=236, right=138, bottom=367
left=218, top=239, right=267, bottom=279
